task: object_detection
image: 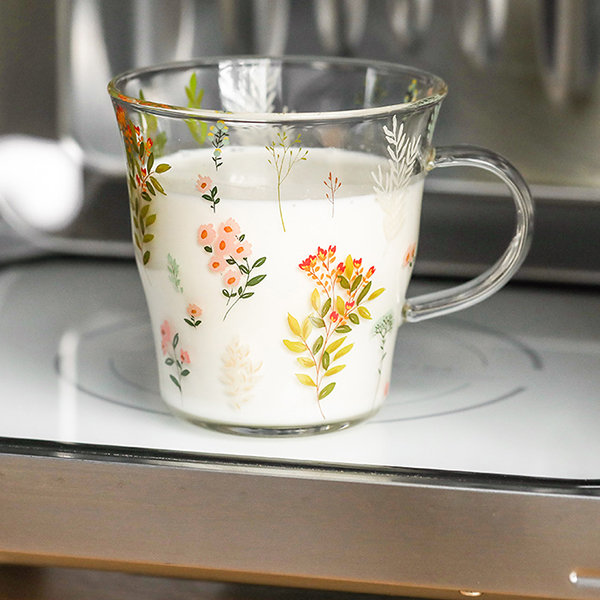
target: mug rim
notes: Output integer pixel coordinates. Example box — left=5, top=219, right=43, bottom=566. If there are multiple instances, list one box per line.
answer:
left=107, top=55, right=448, bottom=124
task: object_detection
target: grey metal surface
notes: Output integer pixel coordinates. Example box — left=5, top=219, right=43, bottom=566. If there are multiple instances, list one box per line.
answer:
left=0, top=443, right=599, bottom=600
left=418, top=180, right=600, bottom=285
left=2, top=1, right=600, bottom=284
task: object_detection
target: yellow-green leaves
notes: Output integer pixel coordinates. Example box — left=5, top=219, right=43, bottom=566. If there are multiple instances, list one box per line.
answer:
left=368, top=287, right=385, bottom=301
left=124, top=119, right=170, bottom=266
left=185, top=72, right=208, bottom=145
left=296, top=374, right=316, bottom=387
left=297, top=356, right=315, bottom=368
left=334, top=343, right=353, bottom=361
left=325, top=336, right=346, bottom=355
left=325, top=364, right=345, bottom=377
left=286, top=313, right=312, bottom=343
left=357, top=306, right=371, bottom=319
left=283, top=247, right=389, bottom=416
left=287, top=313, right=301, bottom=337
left=311, top=288, right=321, bottom=312
left=318, top=382, right=336, bottom=400
left=283, top=339, right=305, bottom=353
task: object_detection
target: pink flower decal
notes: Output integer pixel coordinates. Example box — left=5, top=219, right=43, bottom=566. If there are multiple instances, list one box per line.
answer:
left=197, top=224, right=217, bottom=246
left=232, top=239, right=253, bottom=259
left=199, top=219, right=267, bottom=320
left=160, top=320, right=172, bottom=355
left=222, top=268, right=241, bottom=289
left=219, top=217, right=241, bottom=237
left=159, top=322, right=191, bottom=391
left=196, top=175, right=220, bottom=211
left=196, top=175, right=213, bottom=193
left=187, top=304, right=202, bottom=318
left=160, top=320, right=172, bottom=341
left=214, top=235, right=235, bottom=256
left=208, top=255, right=228, bottom=273
left=184, top=303, right=203, bottom=329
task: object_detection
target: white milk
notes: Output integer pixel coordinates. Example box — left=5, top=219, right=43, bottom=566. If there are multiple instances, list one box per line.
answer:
left=135, top=145, right=423, bottom=432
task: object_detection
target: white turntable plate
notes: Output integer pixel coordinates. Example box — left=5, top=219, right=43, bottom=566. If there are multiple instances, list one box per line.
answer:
left=1, top=258, right=599, bottom=479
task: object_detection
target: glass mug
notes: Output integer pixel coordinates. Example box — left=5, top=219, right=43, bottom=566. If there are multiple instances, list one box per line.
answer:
left=108, top=56, right=533, bottom=435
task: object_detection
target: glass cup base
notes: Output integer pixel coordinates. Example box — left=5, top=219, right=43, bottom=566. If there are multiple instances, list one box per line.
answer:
left=168, top=405, right=377, bottom=437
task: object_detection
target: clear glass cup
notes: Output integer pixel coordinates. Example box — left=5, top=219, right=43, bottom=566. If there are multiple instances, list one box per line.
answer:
left=108, top=56, right=533, bottom=436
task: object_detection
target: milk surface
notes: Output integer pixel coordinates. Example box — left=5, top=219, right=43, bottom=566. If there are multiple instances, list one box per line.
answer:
left=136, top=146, right=424, bottom=430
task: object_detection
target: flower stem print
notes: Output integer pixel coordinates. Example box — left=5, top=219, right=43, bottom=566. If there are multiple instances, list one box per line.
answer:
left=116, top=108, right=171, bottom=265
left=208, top=120, right=229, bottom=170
left=324, top=172, right=341, bottom=218
left=167, top=253, right=183, bottom=293
left=196, top=175, right=220, bottom=211
left=185, top=72, right=208, bottom=145
left=184, top=303, right=202, bottom=328
left=283, top=246, right=385, bottom=417
left=374, top=312, right=394, bottom=377
left=373, top=312, right=394, bottom=403
left=371, top=115, right=420, bottom=240
left=266, top=131, right=308, bottom=232
left=221, top=255, right=266, bottom=321
left=160, top=320, right=191, bottom=392
left=198, top=218, right=267, bottom=320
left=221, top=336, right=263, bottom=408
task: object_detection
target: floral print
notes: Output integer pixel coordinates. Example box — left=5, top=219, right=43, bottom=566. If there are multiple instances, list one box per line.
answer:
left=220, top=337, right=263, bottom=408
left=208, top=120, right=229, bottom=170
left=371, top=115, right=420, bottom=240
left=184, top=303, right=203, bottom=328
left=208, top=255, right=228, bottom=273
left=373, top=312, right=394, bottom=394
left=184, top=72, right=208, bottom=145
left=403, top=242, right=417, bottom=268
left=115, top=81, right=422, bottom=425
left=116, top=108, right=171, bottom=265
left=324, top=172, right=341, bottom=218
left=219, top=218, right=240, bottom=237
left=196, top=174, right=220, bottom=211
left=167, top=254, right=183, bottom=293
left=199, top=218, right=267, bottom=320
left=160, top=320, right=191, bottom=391
left=284, top=245, right=385, bottom=417
left=197, top=224, right=217, bottom=246
left=222, top=268, right=241, bottom=289
left=196, top=175, right=212, bottom=193
left=266, top=131, right=308, bottom=232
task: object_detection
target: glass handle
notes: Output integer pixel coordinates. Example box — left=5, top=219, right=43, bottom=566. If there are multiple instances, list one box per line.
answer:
left=403, top=145, right=534, bottom=323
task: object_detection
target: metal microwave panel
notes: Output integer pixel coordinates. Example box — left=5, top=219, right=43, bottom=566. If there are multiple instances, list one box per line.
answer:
left=2, top=0, right=600, bottom=286
left=1, top=258, right=600, bottom=599
left=1, top=0, right=600, bottom=188
left=294, top=0, right=600, bottom=190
